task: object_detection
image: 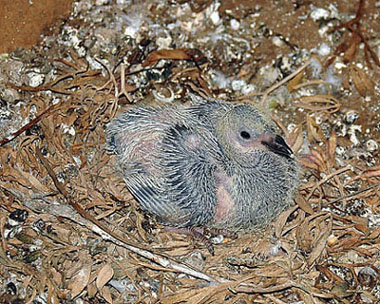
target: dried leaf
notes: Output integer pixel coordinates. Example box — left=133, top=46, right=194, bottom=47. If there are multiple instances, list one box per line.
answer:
left=100, top=286, right=113, bottom=304
left=298, top=95, right=341, bottom=113
left=295, top=195, right=314, bottom=215
left=350, top=65, right=375, bottom=96
left=68, top=263, right=92, bottom=298
left=368, top=226, right=380, bottom=239
left=326, top=131, right=337, bottom=168
left=288, top=124, right=303, bottom=154
left=306, top=114, right=325, bottom=143
left=96, top=264, right=114, bottom=290
left=275, top=205, right=298, bottom=238
left=15, top=167, right=51, bottom=193
left=308, top=223, right=330, bottom=266
left=296, top=220, right=312, bottom=253
left=331, top=282, right=353, bottom=298
left=343, top=34, right=360, bottom=63
left=287, top=67, right=305, bottom=91
left=143, top=48, right=205, bottom=67
left=87, top=282, right=97, bottom=298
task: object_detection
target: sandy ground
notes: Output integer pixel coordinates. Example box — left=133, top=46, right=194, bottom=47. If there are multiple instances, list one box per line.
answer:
left=0, top=0, right=74, bottom=54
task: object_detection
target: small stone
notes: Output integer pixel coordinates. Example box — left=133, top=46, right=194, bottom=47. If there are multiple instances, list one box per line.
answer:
left=358, top=266, right=378, bottom=288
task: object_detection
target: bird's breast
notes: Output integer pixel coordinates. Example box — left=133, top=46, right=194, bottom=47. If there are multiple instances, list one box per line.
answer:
left=213, top=169, right=236, bottom=224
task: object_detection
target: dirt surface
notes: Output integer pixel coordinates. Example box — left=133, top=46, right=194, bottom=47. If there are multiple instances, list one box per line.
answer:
left=0, top=0, right=74, bottom=53
left=0, top=0, right=379, bottom=303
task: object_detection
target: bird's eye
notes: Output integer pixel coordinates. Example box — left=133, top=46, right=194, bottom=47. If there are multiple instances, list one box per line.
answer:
left=240, top=131, right=251, bottom=140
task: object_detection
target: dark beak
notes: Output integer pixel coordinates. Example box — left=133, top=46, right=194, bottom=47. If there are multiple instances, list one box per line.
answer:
left=261, top=135, right=294, bottom=158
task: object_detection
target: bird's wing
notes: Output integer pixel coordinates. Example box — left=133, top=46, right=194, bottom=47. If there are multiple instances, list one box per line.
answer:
left=121, top=123, right=220, bottom=227
left=106, top=105, right=223, bottom=227
left=156, top=123, right=219, bottom=226
left=123, top=171, right=181, bottom=222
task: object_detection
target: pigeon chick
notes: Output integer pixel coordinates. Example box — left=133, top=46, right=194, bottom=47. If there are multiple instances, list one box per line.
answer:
left=106, top=95, right=299, bottom=250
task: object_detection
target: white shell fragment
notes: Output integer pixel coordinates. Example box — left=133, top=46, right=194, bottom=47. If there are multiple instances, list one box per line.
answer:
left=365, top=139, right=378, bottom=152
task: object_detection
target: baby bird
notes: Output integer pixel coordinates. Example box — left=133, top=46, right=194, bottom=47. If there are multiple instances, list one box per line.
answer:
left=106, top=95, right=299, bottom=251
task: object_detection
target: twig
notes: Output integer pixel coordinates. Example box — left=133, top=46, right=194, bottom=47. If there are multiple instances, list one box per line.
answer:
left=327, top=0, right=379, bottom=68
left=291, top=79, right=332, bottom=92
left=0, top=102, right=59, bottom=146
left=92, top=56, right=119, bottom=95
left=323, top=182, right=380, bottom=207
left=305, top=165, right=353, bottom=202
left=118, top=63, right=132, bottom=102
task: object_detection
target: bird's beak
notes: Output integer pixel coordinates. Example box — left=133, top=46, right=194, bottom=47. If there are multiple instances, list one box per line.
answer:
left=261, top=134, right=294, bottom=158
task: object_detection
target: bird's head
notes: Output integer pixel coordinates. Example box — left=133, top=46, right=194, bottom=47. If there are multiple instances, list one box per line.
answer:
left=215, top=104, right=294, bottom=168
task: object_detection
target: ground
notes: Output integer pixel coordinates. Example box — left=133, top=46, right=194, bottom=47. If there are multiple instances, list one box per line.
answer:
left=0, top=0, right=379, bottom=303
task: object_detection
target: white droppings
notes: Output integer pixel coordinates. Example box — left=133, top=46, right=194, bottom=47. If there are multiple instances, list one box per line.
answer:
left=318, top=42, right=331, bottom=56
left=272, top=36, right=285, bottom=47
left=210, top=11, right=221, bottom=25
left=231, top=79, right=245, bottom=91
left=27, top=72, right=45, bottom=87
left=72, top=155, right=82, bottom=167
left=230, top=19, right=240, bottom=30
left=287, top=123, right=297, bottom=133
left=95, top=0, right=109, bottom=5
left=310, top=57, right=322, bottom=78
left=365, top=139, right=378, bottom=152
left=335, top=62, right=347, bottom=70
left=336, top=146, right=346, bottom=155
left=310, top=7, right=330, bottom=21
left=156, top=36, right=172, bottom=49
left=344, top=110, right=359, bottom=124
left=325, top=66, right=342, bottom=90
left=348, top=125, right=362, bottom=146
left=209, top=69, right=230, bottom=89
left=241, top=84, right=256, bottom=95
left=62, top=124, right=76, bottom=136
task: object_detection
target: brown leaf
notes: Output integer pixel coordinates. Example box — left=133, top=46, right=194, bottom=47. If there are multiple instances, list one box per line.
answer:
left=68, top=263, right=92, bottom=298
left=316, top=265, right=345, bottom=283
left=298, top=95, right=341, bottom=113
left=326, top=131, right=337, bottom=168
left=343, top=34, right=360, bottom=63
left=331, top=282, right=353, bottom=298
left=347, top=216, right=370, bottom=235
left=142, top=48, right=205, bottom=67
left=287, top=67, right=305, bottom=91
left=288, top=124, right=303, bottom=154
left=368, top=226, right=380, bottom=239
left=298, top=157, right=320, bottom=171
left=275, top=205, right=298, bottom=238
left=96, top=264, right=114, bottom=290
left=100, top=286, right=113, bottom=304
left=350, top=65, right=375, bottom=96
left=306, top=114, right=325, bottom=143
left=50, top=267, right=63, bottom=286
left=295, top=195, right=314, bottom=215
left=87, top=282, right=97, bottom=298
left=308, top=222, right=331, bottom=266
left=15, top=167, right=51, bottom=193
left=296, top=220, right=313, bottom=253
